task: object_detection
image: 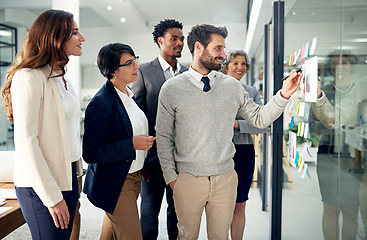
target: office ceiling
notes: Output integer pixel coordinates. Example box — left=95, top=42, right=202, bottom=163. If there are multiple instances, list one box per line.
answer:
left=0, top=0, right=366, bottom=60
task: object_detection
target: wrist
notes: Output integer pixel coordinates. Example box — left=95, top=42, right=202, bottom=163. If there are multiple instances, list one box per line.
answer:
left=280, top=90, right=290, bottom=100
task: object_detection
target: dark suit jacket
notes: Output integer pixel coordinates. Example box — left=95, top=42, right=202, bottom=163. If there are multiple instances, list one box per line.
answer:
left=82, top=79, right=136, bottom=215
left=129, top=57, right=188, bottom=164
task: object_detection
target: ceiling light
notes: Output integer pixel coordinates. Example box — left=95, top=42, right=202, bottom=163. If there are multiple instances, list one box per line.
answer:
left=107, top=6, right=112, bottom=10
left=352, top=38, right=367, bottom=43
left=0, top=30, right=11, bottom=36
left=365, top=60, right=367, bottom=64
left=120, top=18, right=126, bottom=23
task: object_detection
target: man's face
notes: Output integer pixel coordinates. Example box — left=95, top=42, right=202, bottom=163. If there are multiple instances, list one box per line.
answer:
left=199, top=34, right=226, bottom=71
left=158, top=28, right=184, bottom=58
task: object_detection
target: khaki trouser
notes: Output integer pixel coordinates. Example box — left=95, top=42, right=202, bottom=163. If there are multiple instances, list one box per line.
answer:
left=100, top=171, right=142, bottom=240
left=173, top=170, right=238, bottom=240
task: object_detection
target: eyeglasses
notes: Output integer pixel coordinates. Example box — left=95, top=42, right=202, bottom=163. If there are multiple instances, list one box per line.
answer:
left=118, top=56, right=139, bottom=68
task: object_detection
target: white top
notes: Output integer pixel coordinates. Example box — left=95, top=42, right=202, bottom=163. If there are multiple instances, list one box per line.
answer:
left=53, top=73, right=81, bottom=162
left=187, top=67, right=217, bottom=90
left=115, top=86, right=148, bottom=173
left=158, top=54, right=181, bottom=80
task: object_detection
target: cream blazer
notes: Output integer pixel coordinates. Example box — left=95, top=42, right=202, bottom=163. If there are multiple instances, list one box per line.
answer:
left=11, top=66, right=73, bottom=207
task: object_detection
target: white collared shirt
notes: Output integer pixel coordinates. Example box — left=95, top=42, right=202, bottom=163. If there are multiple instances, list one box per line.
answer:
left=53, top=74, right=81, bottom=162
left=187, top=66, right=217, bottom=90
left=114, top=87, right=148, bottom=173
left=158, top=54, right=181, bottom=80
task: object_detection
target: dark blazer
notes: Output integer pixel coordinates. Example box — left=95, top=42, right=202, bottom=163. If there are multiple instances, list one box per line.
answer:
left=82, top=79, right=136, bottom=215
left=129, top=57, right=188, bottom=164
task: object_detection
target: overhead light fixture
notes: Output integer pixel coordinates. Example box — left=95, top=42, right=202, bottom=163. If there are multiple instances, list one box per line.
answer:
left=120, top=18, right=126, bottom=23
left=107, top=6, right=112, bottom=10
left=0, top=30, right=11, bottom=36
left=244, top=0, right=263, bottom=53
left=352, top=38, right=367, bottom=43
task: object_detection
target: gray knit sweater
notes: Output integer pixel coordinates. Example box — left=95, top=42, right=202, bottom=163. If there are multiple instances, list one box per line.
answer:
left=156, top=71, right=288, bottom=184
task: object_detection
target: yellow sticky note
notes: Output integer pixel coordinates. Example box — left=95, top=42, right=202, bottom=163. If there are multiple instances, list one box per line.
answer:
left=298, top=154, right=302, bottom=166
left=289, top=54, right=292, bottom=66
left=295, top=102, right=300, bottom=115
left=297, top=122, right=302, bottom=136
left=298, top=158, right=304, bottom=172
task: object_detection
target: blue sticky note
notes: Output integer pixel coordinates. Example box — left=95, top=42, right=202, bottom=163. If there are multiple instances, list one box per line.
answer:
left=295, top=151, right=299, bottom=165
left=306, top=167, right=311, bottom=178
left=290, top=116, right=295, bottom=129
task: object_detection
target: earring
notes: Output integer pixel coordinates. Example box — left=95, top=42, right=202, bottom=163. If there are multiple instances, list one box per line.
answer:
left=114, top=75, right=117, bottom=79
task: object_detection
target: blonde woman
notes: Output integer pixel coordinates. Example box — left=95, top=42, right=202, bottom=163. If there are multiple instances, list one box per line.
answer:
left=221, top=49, right=267, bottom=240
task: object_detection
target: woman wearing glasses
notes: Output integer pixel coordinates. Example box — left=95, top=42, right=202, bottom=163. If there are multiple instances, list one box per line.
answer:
left=82, top=43, right=155, bottom=239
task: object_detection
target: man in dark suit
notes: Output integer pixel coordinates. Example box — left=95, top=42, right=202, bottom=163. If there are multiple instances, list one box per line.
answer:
left=129, top=19, right=188, bottom=240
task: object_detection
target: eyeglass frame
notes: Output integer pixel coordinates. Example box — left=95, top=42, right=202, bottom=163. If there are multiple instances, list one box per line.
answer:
left=118, top=56, right=139, bottom=68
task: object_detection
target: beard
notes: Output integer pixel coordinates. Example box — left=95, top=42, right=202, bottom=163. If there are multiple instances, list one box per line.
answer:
left=199, top=48, right=222, bottom=71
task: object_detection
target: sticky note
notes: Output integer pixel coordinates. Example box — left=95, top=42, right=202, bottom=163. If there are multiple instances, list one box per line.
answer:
left=305, top=42, right=310, bottom=58
left=295, top=102, right=300, bottom=115
left=310, top=37, right=318, bottom=55
left=297, top=122, right=302, bottom=136
left=303, top=123, right=309, bottom=139
left=301, top=163, right=308, bottom=179
left=298, top=159, right=304, bottom=173
left=300, top=142, right=309, bottom=158
left=294, top=49, right=301, bottom=65
left=301, top=44, right=306, bottom=60
left=306, top=167, right=311, bottom=178
left=300, top=122, right=305, bottom=137
left=295, top=151, right=299, bottom=165
left=290, top=116, right=295, bottom=129
left=289, top=54, right=292, bottom=66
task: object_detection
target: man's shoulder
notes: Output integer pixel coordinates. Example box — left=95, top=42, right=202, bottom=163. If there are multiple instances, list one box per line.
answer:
left=139, top=59, right=156, bottom=71
left=179, top=64, right=189, bottom=72
left=162, top=72, right=189, bottom=88
left=216, top=72, right=241, bottom=85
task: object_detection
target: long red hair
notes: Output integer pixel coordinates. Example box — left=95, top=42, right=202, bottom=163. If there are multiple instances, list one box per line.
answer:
left=1, top=9, right=74, bottom=122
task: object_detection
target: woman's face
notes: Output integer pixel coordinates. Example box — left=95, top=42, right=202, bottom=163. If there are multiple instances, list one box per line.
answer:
left=227, top=55, right=247, bottom=81
left=64, top=20, right=86, bottom=57
left=114, top=52, right=139, bottom=84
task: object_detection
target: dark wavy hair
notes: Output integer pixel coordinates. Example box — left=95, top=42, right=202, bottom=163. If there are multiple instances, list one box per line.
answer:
left=97, top=43, right=135, bottom=80
left=1, top=9, right=75, bottom=122
left=187, top=24, right=228, bottom=54
left=152, top=19, right=183, bottom=47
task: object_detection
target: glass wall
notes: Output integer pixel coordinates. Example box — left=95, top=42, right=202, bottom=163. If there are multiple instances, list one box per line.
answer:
left=0, top=24, right=16, bottom=151
left=282, top=0, right=367, bottom=239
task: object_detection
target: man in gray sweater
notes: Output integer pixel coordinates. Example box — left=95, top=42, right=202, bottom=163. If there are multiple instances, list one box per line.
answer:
left=155, top=24, right=302, bottom=240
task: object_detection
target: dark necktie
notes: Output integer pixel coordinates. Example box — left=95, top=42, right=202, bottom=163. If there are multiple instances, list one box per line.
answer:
left=201, top=76, right=211, bottom=92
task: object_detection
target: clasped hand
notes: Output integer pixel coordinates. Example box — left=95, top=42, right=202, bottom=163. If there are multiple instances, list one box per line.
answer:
left=133, top=134, right=156, bottom=150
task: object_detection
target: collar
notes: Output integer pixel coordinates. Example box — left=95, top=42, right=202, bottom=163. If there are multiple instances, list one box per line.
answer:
left=158, top=54, right=181, bottom=73
left=188, top=66, right=217, bottom=83
left=114, top=86, right=134, bottom=100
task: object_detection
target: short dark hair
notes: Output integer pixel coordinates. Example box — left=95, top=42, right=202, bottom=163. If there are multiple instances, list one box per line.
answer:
left=152, top=19, right=183, bottom=47
left=97, top=43, right=135, bottom=79
left=187, top=24, right=228, bottom=54
left=325, top=50, right=358, bottom=76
